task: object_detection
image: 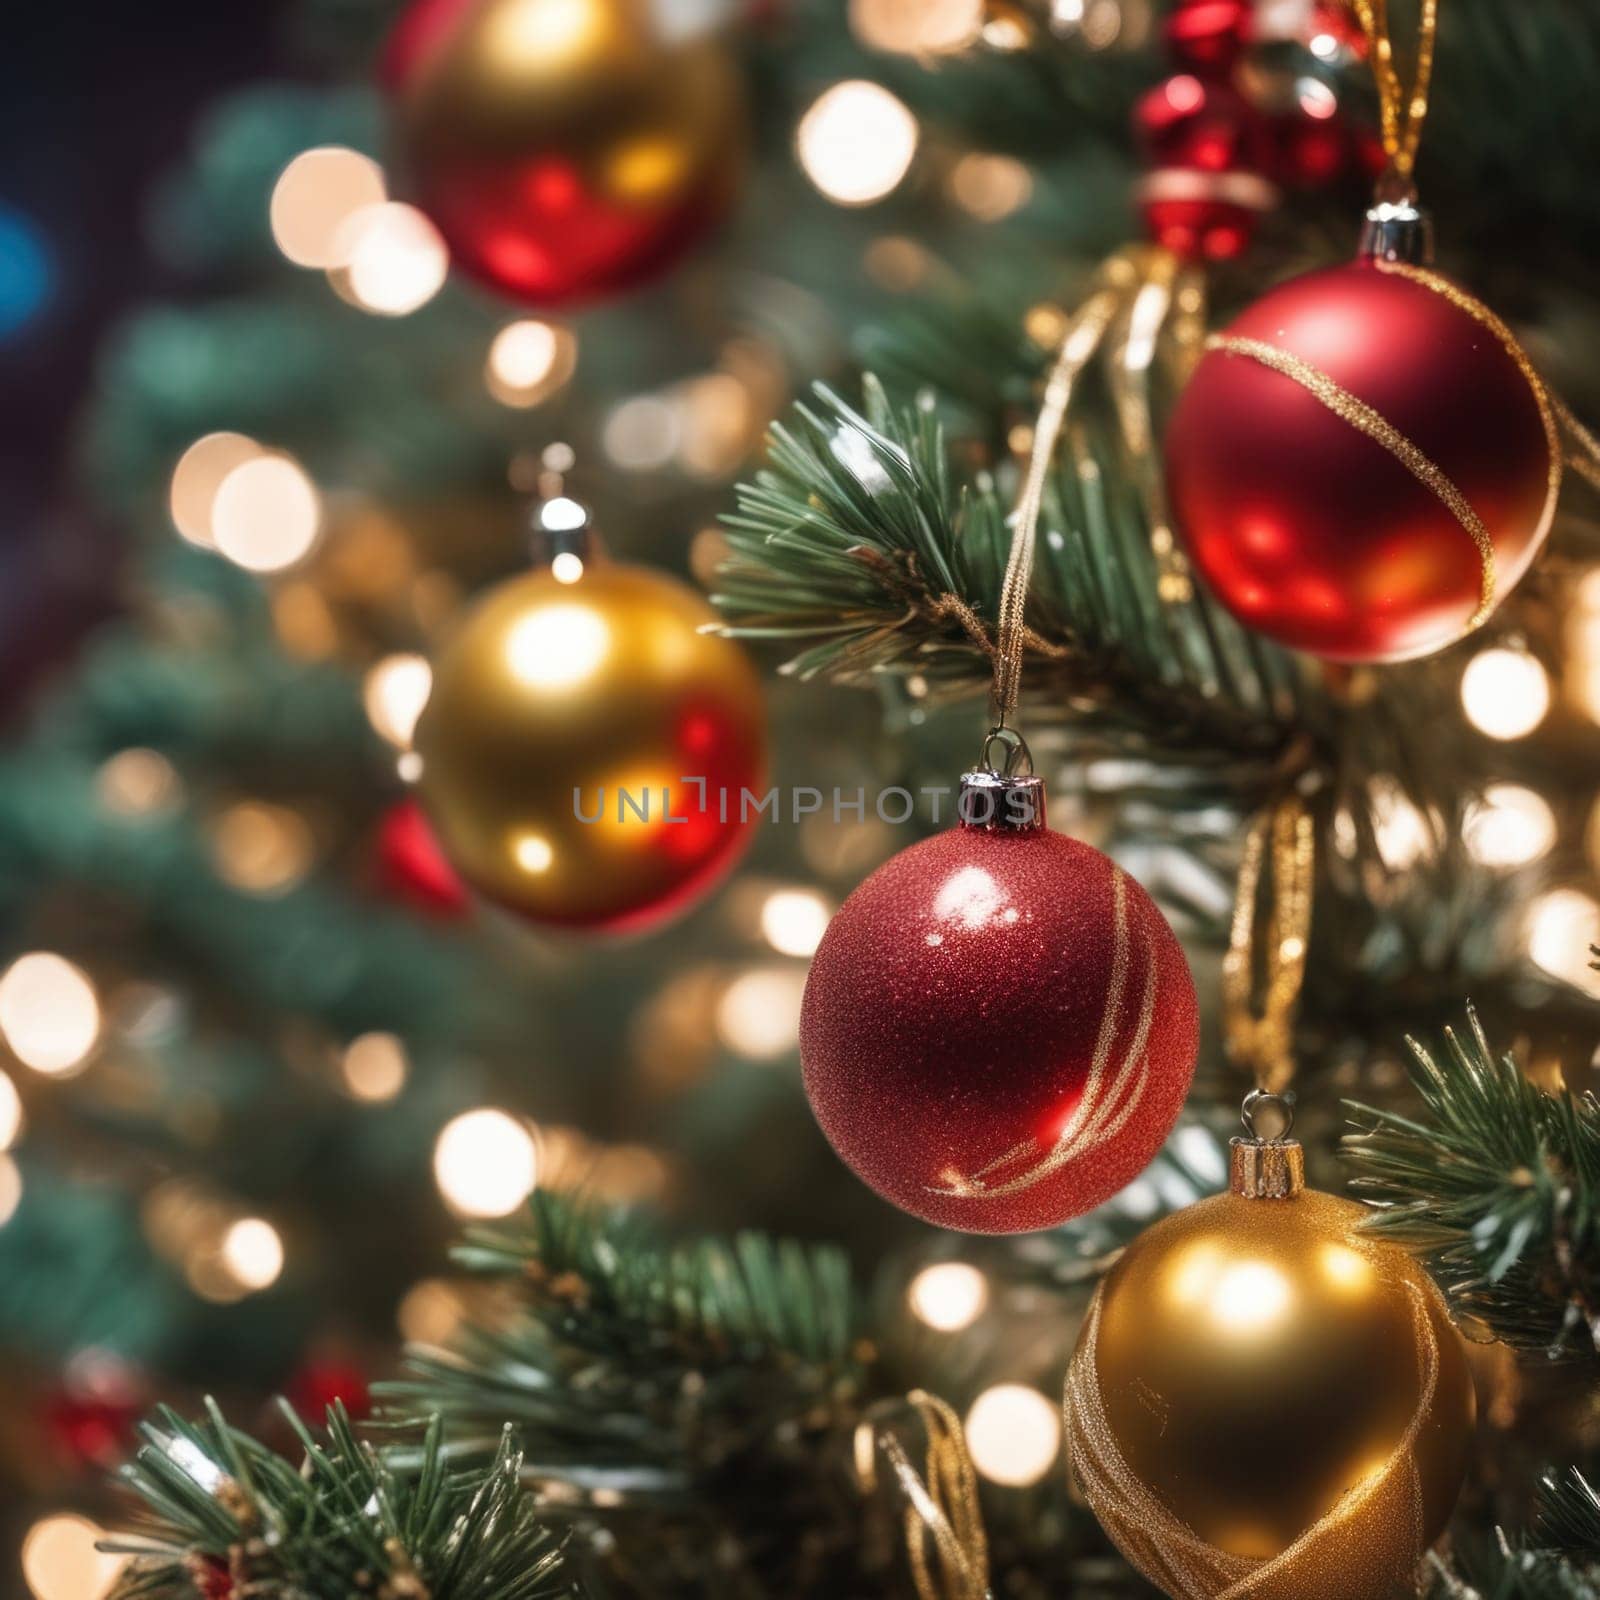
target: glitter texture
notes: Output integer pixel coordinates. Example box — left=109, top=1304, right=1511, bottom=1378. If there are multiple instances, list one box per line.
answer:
left=799, top=821, right=1198, bottom=1234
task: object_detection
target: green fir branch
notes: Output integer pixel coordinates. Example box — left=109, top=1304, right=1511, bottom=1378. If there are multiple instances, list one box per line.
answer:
left=1343, top=1007, right=1600, bottom=1356
left=106, top=1401, right=573, bottom=1600
left=715, top=375, right=1310, bottom=763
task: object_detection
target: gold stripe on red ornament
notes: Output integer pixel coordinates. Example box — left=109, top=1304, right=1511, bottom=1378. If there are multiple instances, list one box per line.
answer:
left=1205, top=331, right=1499, bottom=628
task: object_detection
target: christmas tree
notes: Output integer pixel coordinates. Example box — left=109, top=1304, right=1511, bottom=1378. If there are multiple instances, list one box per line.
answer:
left=3, top=0, right=1599, bottom=1596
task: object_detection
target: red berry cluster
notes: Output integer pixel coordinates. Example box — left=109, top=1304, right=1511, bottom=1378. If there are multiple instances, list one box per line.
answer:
left=1134, top=0, right=1377, bottom=261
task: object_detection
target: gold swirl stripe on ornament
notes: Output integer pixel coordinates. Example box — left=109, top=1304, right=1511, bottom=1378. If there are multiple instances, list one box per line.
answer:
left=930, top=867, right=1157, bottom=1200
left=1207, top=333, right=1497, bottom=628
left=1375, top=260, right=1563, bottom=528
left=1062, top=1278, right=1440, bottom=1600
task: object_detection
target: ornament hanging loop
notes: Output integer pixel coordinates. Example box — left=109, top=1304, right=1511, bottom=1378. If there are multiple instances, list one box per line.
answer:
left=978, top=725, right=1033, bottom=778
left=1352, top=0, right=1440, bottom=197
left=1232, top=1089, right=1306, bottom=1199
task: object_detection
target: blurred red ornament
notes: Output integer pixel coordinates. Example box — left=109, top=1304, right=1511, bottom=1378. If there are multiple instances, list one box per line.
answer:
left=800, top=773, right=1198, bottom=1233
left=189, top=1558, right=233, bottom=1600
left=1162, top=0, right=1253, bottom=73
left=1135, top=76, right=1275, bottom=261
left=1306, top=0, right=1367, bottom=58
left=383, top=0, right=745, bottom=305
left=1135, top=75, right=1269, bottom=173
left=43, top=1353, right=145, bottom=1471
left=377, top=800, right=471, bottom=918
left=1167, top=259, right=1559, bottom=662
left=287, top=1357, right=371, bottom=1422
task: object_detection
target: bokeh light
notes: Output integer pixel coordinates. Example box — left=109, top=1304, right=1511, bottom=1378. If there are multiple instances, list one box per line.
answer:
left=169, top=432, right=266, bottom=549
left=434, top=1109, right=539, bottom=1217
left=715, top=968, right=806, bottom=1059
left=1526, top=888, right=1600, bottom=995
left=760, top=888, right=832, bottom=957
left=270, top=147, right=387, bottom=268
left=948, top=153, right=1033, bottom=220
left=0, top=954, right=100, bottom=1076
left=603, top=394, right=681, bottom=471
left=21, top=1514, right=120, bottom=1600
left=212, top=453, right=321, bottom=572
left=0, top=1068, right=22, bottom=1149
left=220, top=1216, right=285, bottom=1291
left=210, top=801, right=315, bottom=895
left=364, top=654, right=433, bottom=749
left=907, top=1262, right=989, bottom=1331
left=486, top=319, right=577, bottom=407
left=333, top=202, right=449, bottom=316
left=965, top=1384, right=1061, bottom=1486
left=849, top=0, right=983, bottom=52
left=0, top=1154, right=22, bottom=1225
left=342, top=1032, right=409, bottom=1103
left=1463, top=784, right=1557, bottom=869
left=0, top=202, right=53, bottom=343
left=797, top=82, right=920, bottom=206
left=97, top=747, right=184, bottom=818
left=1461, top=646, right=1550, bottom=740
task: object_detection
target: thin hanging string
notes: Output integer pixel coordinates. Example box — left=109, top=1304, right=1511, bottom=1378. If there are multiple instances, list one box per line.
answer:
left=1221, top=790, right=1315, bottom=1096
left=857, top=1391, right=991, bottom=1600
left=989, top=285, right=1124, bottom=735
left=1352, top=0, right=1440, bottom=193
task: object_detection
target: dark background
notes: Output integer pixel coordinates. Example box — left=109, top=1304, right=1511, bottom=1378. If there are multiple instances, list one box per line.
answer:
left=0, top=1, right=291, bottom=709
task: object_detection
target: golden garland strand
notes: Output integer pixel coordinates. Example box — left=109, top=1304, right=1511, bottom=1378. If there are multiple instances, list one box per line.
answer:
left=1221, top=791, right=1315, bottom=1096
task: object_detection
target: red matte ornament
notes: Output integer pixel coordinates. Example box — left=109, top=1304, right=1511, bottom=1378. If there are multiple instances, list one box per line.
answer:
left=800, top=773, right=1198, bottom=1234
left=288, top=1357, right=372, bottom=1422
left=1166, top=258, right=1558, bottom=662
left=1162, top=0, right=1253, bottom=73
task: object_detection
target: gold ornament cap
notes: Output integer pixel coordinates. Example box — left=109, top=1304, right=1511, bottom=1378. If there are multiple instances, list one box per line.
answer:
left=1229, top=1089, right=1305, bottom=1199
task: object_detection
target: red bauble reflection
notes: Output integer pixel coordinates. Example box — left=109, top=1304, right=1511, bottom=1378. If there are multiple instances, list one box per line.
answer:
left=1162, top=0, right=1253, bottom=73
left=383, top=0, right=744, bottom=305
left=376, top=800, right=471, bottom=919
left=1167, top=261, right=1557, bottom=662
left=288, top=1357, right=372, bottom=1422
left=800, top=798, right=1197, bottom=1234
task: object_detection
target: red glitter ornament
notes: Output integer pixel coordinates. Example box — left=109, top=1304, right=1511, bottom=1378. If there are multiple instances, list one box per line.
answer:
left=800, top=771, right=1198, bottom=1234
left=383, top=0, right=744, bottom=306
left=376, top=800, right=471, bottom=919
left=1167, top=257, right=1559, bottom=662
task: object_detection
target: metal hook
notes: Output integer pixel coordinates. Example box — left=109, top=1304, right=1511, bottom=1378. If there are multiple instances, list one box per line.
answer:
left=1241, top=1088, right=1295, bottom=1142
left=978, top=725, right=1033, bottom=778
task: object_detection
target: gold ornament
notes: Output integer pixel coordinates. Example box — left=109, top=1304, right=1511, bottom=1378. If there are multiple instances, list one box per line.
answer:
left=1064, top=1108, right=1475, bottom=1600
left=415, top=560, right=766, bottom=932
left=386, top=0, right=745, bottom=304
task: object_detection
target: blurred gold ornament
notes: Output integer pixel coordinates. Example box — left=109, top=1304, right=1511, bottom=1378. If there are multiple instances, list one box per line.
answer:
left=1064, top=1123, right=1475, bottom=1600
left=415, top=559, right=766, bottom=930
left=384, top=0, right=744, bottom=304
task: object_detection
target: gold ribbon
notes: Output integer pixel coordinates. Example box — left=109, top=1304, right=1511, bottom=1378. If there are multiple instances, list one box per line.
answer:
left=857, top=1391, right=991, bottom=1600
left=1352, top=0, right=1439, bottom=191
left=1222, top=792, right=1314, bottom=1096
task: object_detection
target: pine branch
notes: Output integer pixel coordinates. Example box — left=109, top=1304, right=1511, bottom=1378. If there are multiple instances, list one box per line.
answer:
left=715, top=374, right=1311, bottom=765
left=106, top=1402, right=574, bottom=1600
left=1538, top=1468, right=1600, bottom=1559
left=1342, top=1006, right=1600, bottom=1356
left=386, top=1192, right=874, bottom=1598
left=1425, top=1473, right=1600, bottom=1600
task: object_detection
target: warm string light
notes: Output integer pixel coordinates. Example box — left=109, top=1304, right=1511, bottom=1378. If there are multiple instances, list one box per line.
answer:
left=1526, top=888, right=1600, bottom=996
left=907, top=1262, right=989, bottom=1331
left=209, top=801, right=315, bottom=895
left=486, top=319, right=578, bottom=407
left=20, top=1514, right=122, bottom=1600
left=364, top=654, right=434, bottom=749
left=797, top=81, right=920, bottom=205
left=96, top=748, right=184, bottom=818
left=329, top=202, right=449, bottom=316
left=0, top=953, right=101, bottom=1076
left=270, top=147, right=387, bottom=269
left=0, top=1068, right=22, bottom=1148
left=849, top=0, right=983, bottom=54
left=220, top=1217, right=285, bottom=1291
left=212, top=453, right=322, bottom=572
left=341, top=1032, right=409, bottom=1102
left=759, top=888, right=832, bottom=957
left=964, top=1384, right=1061, bottom=1486
left=0, top=1155, right=22, bottom=1225
left=169, top=432, right=265, bottom=549
left=1464, top=784, right=1556, bottom=869
left=434, top=1109, right=540, bottom=1217
left=1566, top=567, right=1600, bottom=723
left=948, top=153, right=1034, bottom=221
left=1460, top=645, right=1551, bottom=740
left=715, top=968, right=806, bottom=1059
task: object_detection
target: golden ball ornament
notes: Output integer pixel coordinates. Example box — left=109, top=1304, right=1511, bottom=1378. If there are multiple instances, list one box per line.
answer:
left=414, top=560, right=767, bottom=932
left=1064, top=1131, right=1476, bottom=1600
left=383, top=0, right=746, bottom=305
